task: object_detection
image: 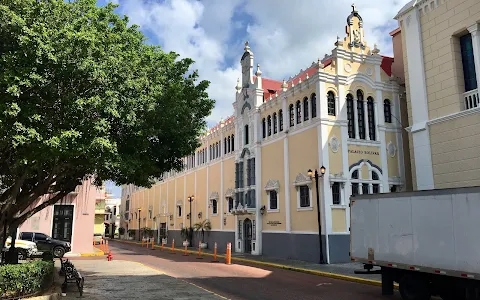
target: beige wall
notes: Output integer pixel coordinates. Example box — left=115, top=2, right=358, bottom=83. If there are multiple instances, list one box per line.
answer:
left=420, top=0, right=480, bottom=119
left=430, top=113, right=480, bottom=188
left=288, top=128, right=319, bottom=232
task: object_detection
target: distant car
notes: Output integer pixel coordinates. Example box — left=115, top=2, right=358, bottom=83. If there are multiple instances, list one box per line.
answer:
left=18, top=232, right=71, bottom=258
left=93, top=233, right=103, bottom=245
left=2, top=236, right=38, bottom=260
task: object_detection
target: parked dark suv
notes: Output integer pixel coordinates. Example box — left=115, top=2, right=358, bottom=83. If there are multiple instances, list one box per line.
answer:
left=18, top=232, right=71, bottom=258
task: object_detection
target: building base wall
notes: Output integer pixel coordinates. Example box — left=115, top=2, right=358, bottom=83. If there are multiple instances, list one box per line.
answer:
left=262, top=232, right=327, bottom=264
left=328, top=234, right=351, bottom=264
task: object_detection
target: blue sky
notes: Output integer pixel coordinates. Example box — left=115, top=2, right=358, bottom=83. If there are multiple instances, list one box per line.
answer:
left=98, top=0, right=407, bottom=198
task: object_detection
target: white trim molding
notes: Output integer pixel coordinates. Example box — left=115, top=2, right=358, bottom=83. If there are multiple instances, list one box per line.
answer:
left=293, top=173, right=313, bottom=211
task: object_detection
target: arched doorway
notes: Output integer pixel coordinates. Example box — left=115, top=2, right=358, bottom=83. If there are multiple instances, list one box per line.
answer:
left=244, top=218, right=252, bottom=253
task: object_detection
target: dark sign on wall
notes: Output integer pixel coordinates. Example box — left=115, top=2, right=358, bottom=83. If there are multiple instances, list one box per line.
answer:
left=348, top=149, right=379, bottom=156
left=267, top=221, right=282, bottom=226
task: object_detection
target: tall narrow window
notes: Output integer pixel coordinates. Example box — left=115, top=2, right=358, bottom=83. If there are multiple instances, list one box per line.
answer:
left=267, top=115, right=272, bottom=136
left=262, top=118, right=266, bottom=139
left=212, top=199, right=218, bottom=215
left=279, top=109, right=284, bottom=131
left=273, top=112, right=278, bottom=134
left=227, top=136, right=231, bottom=153
left=244, top=125, right=249, bottom=145
left=303, top=97, right=309, bottom=121
left=269, top=190, right=278, bottom=210
left=327, top=91, right=336, bottom=116
left=460, top=33, right=477, bottom=92
left=227, top=197, right=234, bottom=212
left=231, top=134, right=235, bottom=151
left=299, top=186, right=310, bottom=207
left=311, top=93, right=317, bottom=118
left=384, top=99, right=392, bottom=123
left=224, top=138, right=227, bottom=154
left=346, top=94, right=355, bottom=138
left=367, top=97, right=376, bottom=141
left=332, top=182, right=341, bottom=205
left=289, top=104, right=294, bottom=127
left=357, top=90, right=366, bottom=140
left=296, top=100, right=302, bottom=124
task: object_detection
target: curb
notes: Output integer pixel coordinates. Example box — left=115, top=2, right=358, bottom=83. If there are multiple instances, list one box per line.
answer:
left=114, top=239, right=398, bottom=289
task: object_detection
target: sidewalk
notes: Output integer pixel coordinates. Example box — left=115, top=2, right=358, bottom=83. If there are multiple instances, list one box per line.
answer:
left=61, top=259, right=222, bottom=299
left=114, top=239, right=384, bottom=287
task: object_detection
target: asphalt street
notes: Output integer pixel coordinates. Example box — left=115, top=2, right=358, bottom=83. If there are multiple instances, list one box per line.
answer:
left=67, top=240, right=403, bottom=300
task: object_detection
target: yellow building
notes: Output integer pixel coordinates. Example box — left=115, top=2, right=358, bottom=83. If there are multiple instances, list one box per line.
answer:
left=395, top=0, right=480, bottom=190
left=121, top=5, right=406, bottom=264
left=94, top=187, right=107, bottom=235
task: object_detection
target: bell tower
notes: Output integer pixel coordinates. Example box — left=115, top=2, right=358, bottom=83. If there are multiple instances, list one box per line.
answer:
left=240, top=41, right=254, bottom=88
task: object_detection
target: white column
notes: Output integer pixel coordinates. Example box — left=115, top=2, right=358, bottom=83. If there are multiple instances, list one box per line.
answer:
left=374, top=102, right=380, bottom=140
left=220, top=158, right=224, bottom=230
left=254, top=109, right=262, bottom=255
left=377, top=88, right=389, bottom=192
left=353, top=100, right=359, bottom=139
left=206, top=165, right=209, bottom=220
left=400, top=7, right=434, bottom=190
left=364, top=101, right=370, bottom=140
left=283, top=136, right=291, bottom=232
left=468, top=24, right=480, bottom=90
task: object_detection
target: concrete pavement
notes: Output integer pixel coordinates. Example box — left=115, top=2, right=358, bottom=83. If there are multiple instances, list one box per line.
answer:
left=85, top=240, right=403, bottom=300
left=62, top=258, right=223, bottom=299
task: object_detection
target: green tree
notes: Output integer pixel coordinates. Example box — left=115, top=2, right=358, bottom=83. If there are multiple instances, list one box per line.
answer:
left=0, top=0, right=214, bottom=252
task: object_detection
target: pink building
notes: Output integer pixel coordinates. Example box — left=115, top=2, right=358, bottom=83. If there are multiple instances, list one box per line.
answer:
left=19, top=179, right=104, bottom=255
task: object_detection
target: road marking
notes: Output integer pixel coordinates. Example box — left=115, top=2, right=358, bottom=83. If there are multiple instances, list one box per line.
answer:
left=316, top=283, right=333, bottom=286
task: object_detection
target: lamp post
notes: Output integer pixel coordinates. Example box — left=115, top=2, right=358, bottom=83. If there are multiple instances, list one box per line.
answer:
left=307, top=166, right=326, bottom=264
left=138, top=208, right=142, bottom=241
left=187, top=195, right=195, bottom=246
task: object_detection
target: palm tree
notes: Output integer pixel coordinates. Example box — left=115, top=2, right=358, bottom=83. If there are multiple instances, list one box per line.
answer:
left=193, top=219, right=211, bottom=243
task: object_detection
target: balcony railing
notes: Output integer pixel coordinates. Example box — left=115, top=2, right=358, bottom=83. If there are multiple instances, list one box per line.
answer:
left=464, top=89, right=479, bottom=110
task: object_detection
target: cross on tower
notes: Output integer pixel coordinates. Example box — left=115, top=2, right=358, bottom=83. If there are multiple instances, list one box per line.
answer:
left=351, top=3, right=357, bottom=12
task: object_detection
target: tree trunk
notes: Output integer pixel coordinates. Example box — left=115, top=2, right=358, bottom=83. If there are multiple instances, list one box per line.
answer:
left=5, top=226, right=18, bottom=264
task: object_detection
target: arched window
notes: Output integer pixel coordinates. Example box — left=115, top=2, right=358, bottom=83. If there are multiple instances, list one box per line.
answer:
left=296, top=100, right=301, bottom=124
left=227, top=136, right=231, bottom=153
left=357, top=90, right=366, bottom=140
left=384, top=99, right=392, bottom=123
left=327, top=91, right=336, bottom=116
left=346, top=94, right=355, bottom=138
left=311, top=93, right=317, bottom=118
left=303, top=97, right=309, bottom=121
left=367, top=97, right=375, bottom=141
left=273, top=112, right=278, bottom=134
left=231, top=134, right=235, bottom=151
left=279, top=109, right=284, bottom=131
left=216, top=142, right=219, bottom=158
left=224, top=138, right=227, bottom=154
left=289, top=104, right=294, bottom=127
left=262, top=118, right=266, bottom=139
left=267, top=115, right=272, bottom=136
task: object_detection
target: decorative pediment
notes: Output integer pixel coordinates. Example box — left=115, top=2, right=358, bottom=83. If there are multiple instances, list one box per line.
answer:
left=225, top=188, right=234, bottom=198
left=293, top=173, right=312, bottom=188
left=209, top=191, right=219, bottom=200
left=264, top=179, right=280, bottom=193
left=176, top=200, right=183, bottom=206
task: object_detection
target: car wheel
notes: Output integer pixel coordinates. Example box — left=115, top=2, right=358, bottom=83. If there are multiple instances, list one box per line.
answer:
left=53, top=246, right=66, bottom=258
left=17, top=249, right=27, bottom=261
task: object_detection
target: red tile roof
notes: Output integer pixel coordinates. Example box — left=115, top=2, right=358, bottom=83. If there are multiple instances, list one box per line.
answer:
left=204, top=54, right=394, bottom=135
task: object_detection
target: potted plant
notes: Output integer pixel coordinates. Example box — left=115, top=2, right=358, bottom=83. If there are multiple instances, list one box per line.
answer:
left=180, top=227, right=193, bottom=246
left=127, top=229, right=135, bottom=240
left=193, top=219, right=211, bottom=249
left=118, top=227, right=125, bottom=239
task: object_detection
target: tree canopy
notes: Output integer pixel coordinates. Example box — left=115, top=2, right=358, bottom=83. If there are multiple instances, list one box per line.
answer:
left=0, top=0, right=215, bottom=237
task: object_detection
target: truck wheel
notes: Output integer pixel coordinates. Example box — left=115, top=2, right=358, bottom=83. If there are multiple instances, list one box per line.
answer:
left=399, top=275, right=431, bottom=300
left=53, top=246, right=66, bottom=258
left=17, top=249, right=27, bottom=261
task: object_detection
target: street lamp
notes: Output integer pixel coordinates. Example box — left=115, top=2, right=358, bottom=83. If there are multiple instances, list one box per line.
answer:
left=138, top=208, right=142, bottom=241
left=307, top=166, right=326, bottom=264
left=187, top=195, right=195, bottom=246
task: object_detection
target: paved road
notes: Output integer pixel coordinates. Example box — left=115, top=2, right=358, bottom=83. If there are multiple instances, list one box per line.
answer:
left=69, top=240, right=403, bottom=300
left=62, top=259, right=221, bottom=300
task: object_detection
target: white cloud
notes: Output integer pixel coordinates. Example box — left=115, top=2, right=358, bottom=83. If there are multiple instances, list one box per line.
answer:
left=110, top=0, right=405, bottom=126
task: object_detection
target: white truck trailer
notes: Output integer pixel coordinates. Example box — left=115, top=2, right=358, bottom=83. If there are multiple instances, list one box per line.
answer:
left=350, top=186, right=480, bottom=300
